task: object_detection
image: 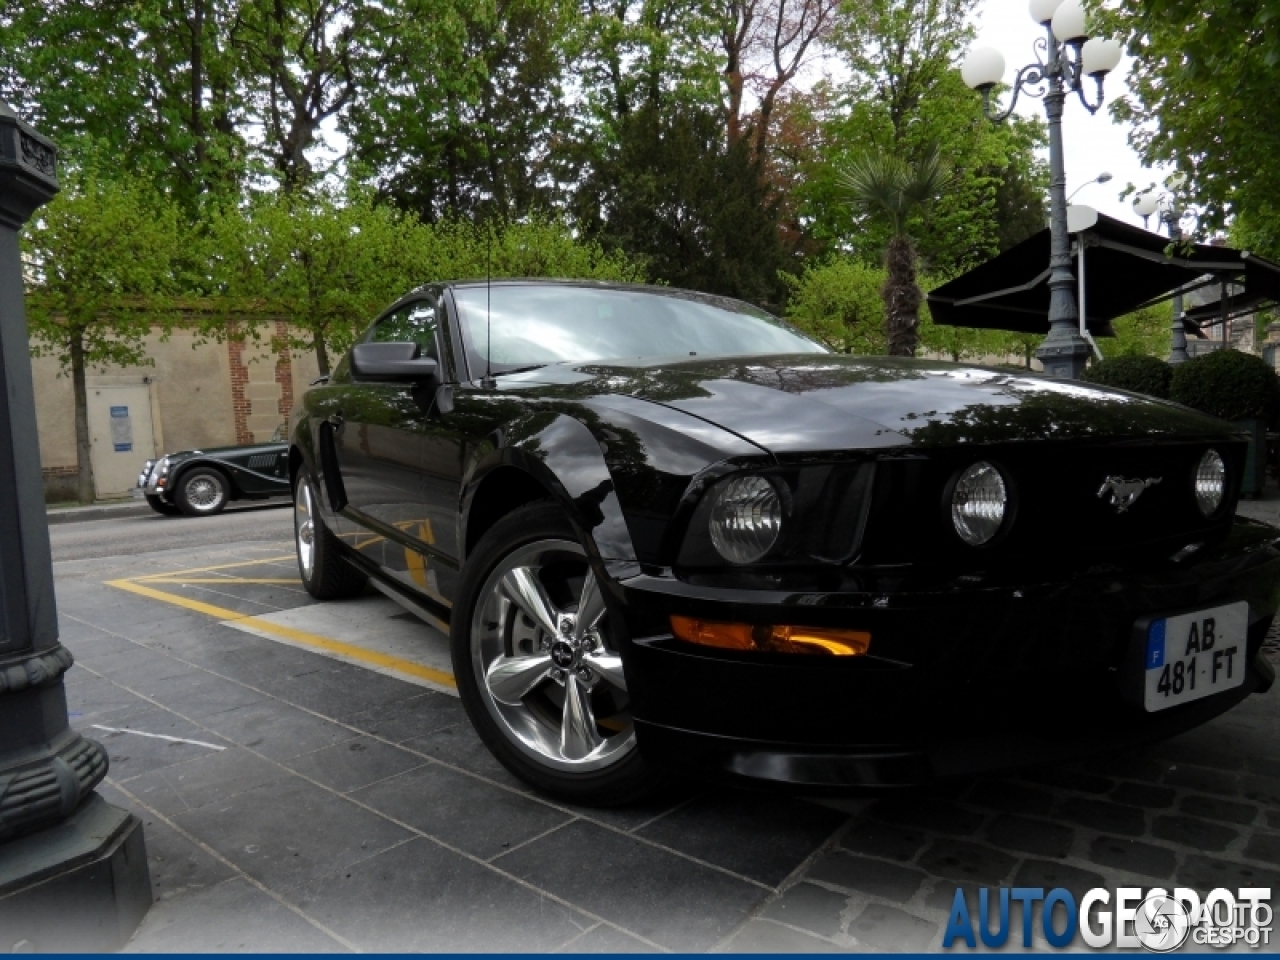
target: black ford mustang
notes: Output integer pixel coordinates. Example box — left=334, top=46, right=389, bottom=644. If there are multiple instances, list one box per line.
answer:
left=288, top=280, right=1280, bottom=805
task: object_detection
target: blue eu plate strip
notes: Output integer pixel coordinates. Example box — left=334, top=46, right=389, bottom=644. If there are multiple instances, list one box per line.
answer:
left=1146, top=619, right=1166, bottom=670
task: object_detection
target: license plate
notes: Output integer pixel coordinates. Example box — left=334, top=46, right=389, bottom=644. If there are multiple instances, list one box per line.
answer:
left=1143, top=602, right=1248, bottom=712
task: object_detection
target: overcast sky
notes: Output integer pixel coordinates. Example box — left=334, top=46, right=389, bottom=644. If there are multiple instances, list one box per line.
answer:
left=970, top=0, right=1170, bottom=227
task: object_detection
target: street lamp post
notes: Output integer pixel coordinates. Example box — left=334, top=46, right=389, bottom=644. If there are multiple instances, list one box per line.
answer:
left=962, top=0, right=1123, bottom=379
left=1133, top=176, right=1195, bottom=365
left=0, top=101, right=151, bottom=950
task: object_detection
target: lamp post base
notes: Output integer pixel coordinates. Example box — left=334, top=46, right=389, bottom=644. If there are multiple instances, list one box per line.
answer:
left=0, top=793, right=152, bottom=951
left=1035, top=332, right=1092, bottom=378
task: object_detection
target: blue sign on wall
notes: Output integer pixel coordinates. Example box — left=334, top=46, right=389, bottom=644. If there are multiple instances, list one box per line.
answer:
left=109, top=405, right=133, bottom=452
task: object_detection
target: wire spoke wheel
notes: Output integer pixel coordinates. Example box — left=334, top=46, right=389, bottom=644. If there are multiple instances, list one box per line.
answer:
left=186, top=475, right=223, bottom=510
left=471, top=539, right=634, bottom=773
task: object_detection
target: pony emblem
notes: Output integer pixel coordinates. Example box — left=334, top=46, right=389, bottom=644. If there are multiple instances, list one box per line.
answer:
left=1097, top=475, right=1162, bottom=513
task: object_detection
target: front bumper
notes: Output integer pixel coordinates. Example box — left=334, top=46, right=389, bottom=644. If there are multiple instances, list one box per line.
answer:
left=613, top=518, right=1280, bottom=790
left=137, top=459, right=170, bottom=498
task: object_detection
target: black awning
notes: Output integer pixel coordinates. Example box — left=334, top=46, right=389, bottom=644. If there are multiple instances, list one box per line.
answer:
left=926, top=212, right=1280, bottom=336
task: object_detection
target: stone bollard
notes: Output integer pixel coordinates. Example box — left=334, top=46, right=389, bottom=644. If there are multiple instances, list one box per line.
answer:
left=0, top=101, right=152, bottom=950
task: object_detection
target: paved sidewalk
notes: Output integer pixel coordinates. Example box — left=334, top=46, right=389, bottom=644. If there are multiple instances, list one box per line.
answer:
left=48, top=516, right=1280, bottom=951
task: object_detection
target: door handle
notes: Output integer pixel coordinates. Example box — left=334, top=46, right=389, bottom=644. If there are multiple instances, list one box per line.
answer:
left=327, top=413, right=344, bottom=429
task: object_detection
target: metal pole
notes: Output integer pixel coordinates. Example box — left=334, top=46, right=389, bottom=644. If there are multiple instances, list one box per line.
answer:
left=1168, top=215, right=1189, bottom=364
left=0, top=100, right=151, bottom=951
left=1034, top=29, right=1093, bottom=379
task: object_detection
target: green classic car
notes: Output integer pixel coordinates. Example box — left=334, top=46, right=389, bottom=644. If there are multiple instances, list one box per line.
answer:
left=136, top=425, right=291, bottom=517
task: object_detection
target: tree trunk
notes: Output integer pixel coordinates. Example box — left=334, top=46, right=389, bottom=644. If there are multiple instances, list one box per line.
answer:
left=881, top=233, right=922, bottom=357
left=314, top=331, right=330, bottom=377
left=69, top=333, right=95, bottom=503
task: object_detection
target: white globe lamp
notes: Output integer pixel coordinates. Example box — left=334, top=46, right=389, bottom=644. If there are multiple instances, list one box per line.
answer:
left=1051, top=0, right=1088, bottom=42
left=1132, top=193, right=1160, bottom=218
left=1081, top=37, right=1122, bottom=76
left=961, top=47, right=1006, bottom=91
left=1029, top=0, right=1065, bottom=24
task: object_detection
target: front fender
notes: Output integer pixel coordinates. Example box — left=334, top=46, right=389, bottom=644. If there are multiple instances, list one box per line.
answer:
left=462, top=412, right=639, bottom=570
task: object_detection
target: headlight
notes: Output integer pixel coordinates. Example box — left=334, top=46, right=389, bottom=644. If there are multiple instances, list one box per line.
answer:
left=1194, top=449, right=1225, bottom=516
left=708, top=476, right=783, bottom=564
left=951, top=461, right=1007, bottom=546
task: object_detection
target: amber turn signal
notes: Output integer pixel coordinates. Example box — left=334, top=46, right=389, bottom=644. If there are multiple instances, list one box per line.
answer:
left=670, top=615, right=870, bottom=656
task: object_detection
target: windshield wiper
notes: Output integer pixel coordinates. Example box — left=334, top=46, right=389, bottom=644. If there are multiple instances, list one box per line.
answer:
left=494, top=364, right=548, bottom=376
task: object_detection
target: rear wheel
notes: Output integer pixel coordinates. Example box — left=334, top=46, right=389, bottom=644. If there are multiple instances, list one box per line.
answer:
left=175, top=467, right=229, bottom=516
left=452, top=503, right=664, bottom=806
left=294, top=473, right=366, bottom=600
left=145, top=494, right=181, bottom=516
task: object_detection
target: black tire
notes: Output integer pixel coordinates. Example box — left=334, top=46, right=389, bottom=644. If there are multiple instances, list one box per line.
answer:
left=451, top=502, right=666, bottom=806
left=145, top=494, right=182, bottom=516
left=294, top=472, right=366, bottom=600
left=174, top=467, right=230, bottom=517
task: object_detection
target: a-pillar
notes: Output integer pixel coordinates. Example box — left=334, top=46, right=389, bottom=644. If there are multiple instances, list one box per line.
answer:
left=0, top=102, right=152, bottom=950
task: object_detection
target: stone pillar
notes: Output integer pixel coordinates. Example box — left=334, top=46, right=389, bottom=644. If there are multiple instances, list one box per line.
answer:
left=0, top=101, right=152, bottom=950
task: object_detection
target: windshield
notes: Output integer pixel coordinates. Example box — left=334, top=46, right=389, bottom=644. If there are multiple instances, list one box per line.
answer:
left=453, top=284, right=826, bottom=372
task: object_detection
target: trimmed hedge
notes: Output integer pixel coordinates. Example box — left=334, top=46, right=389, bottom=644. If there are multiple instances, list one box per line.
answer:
left=1169, top=349, right=1280, bottom=423
left=1080, top=354, right=1172, bottom=398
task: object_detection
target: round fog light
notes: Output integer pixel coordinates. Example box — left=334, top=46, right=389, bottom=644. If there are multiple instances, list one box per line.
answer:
left=1194, top=449, right=1225, bottom=516
left=709, top=475, right=782, bottom=564
left=951, top=461, right=1007, bottom=546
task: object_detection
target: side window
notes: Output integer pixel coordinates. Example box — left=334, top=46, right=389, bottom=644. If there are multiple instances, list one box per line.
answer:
left=369, top=301, right=441, bottom=363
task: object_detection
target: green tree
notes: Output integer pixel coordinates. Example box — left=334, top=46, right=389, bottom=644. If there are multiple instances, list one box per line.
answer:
left=836, top=147, right=956, bottom=356
left=209, top=189, right=423, bottom=376
left=1103, top=1, right=1280, bottom=257
left=794, top=0, right=1047, bottom=271
left=347, top=0, right=576, bottom=221
left=1097, top=303, right=1174, bottom=360
left=578, top=103, right=791, bottom=307
left=786, top=255, right=1027, bottom=362
left=784, top=258, right=888, bottom=353
left=23, top=170, right=187, bottom=502
left=0, top=0, right=247, bottom=208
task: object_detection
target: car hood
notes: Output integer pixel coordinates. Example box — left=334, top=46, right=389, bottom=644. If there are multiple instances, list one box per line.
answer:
left=521, top=354, right=1237, bottom=455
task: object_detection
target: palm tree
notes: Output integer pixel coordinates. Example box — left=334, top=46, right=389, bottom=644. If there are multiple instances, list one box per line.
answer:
left=837, top=147, right=956, bottom=357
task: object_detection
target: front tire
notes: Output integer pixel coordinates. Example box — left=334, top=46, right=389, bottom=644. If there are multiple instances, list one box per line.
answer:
left=145, top=494, right=181, bottom=516
left=294, top=473, right=366, bottom=600
left=175, top=467, right=230, bottom=516
left=451, top=502, right=665, bottom=806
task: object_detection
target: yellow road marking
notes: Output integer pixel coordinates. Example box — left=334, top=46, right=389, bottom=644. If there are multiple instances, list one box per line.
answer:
left=106, top=578, right=456, bottom=689
left=144, top=578, right=302, bottom=585
left=135, top=555, right=297, bottom=581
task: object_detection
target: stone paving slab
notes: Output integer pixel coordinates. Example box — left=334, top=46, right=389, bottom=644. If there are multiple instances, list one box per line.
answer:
left=41, top=511, right=1280, bottom=951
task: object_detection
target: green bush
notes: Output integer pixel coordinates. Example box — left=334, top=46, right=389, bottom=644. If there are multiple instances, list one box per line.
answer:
left=1169, top=349, right=1280, bottom=423
left=1080, top=355, right=1172, bottom=398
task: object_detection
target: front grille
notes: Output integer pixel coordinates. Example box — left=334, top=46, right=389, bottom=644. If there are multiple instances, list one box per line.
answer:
left=859, top=439, right=1245, bottom=570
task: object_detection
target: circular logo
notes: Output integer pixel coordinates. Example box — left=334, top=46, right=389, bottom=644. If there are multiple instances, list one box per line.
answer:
left=550, top=640, right=576, bottom=669
left=1135, top=894, right=1191, bottom=953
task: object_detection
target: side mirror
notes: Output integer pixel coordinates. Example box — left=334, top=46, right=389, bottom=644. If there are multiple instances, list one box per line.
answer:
left=350, top=342, right=439, bottom=382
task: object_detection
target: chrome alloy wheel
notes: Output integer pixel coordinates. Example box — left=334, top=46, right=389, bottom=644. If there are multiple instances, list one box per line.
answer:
left=295, top=479, right=316, bottom=579
left=185, top=474, right=224, bottom=511
left=471, top=540, right=634, bottom=772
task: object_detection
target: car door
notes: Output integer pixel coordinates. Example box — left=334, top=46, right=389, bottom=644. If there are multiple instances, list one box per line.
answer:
left=372, top=298, right=474, bottom=608
left=331, top=297, right=462, bottom=606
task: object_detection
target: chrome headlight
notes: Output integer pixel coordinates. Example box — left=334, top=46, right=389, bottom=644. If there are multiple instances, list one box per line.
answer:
left=1194, top=449, right=1226, bottom=516
left=708, top=476, right=783, bottom=564
left=951, top=461, right=1008, bottom=546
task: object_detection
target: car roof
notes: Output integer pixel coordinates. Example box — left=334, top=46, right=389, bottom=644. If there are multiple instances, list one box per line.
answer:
left=394, top=279, right=772, bottom=317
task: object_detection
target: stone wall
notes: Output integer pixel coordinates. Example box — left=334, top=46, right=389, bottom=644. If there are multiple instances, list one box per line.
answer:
left=33, top=326, right=321, bottom=501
